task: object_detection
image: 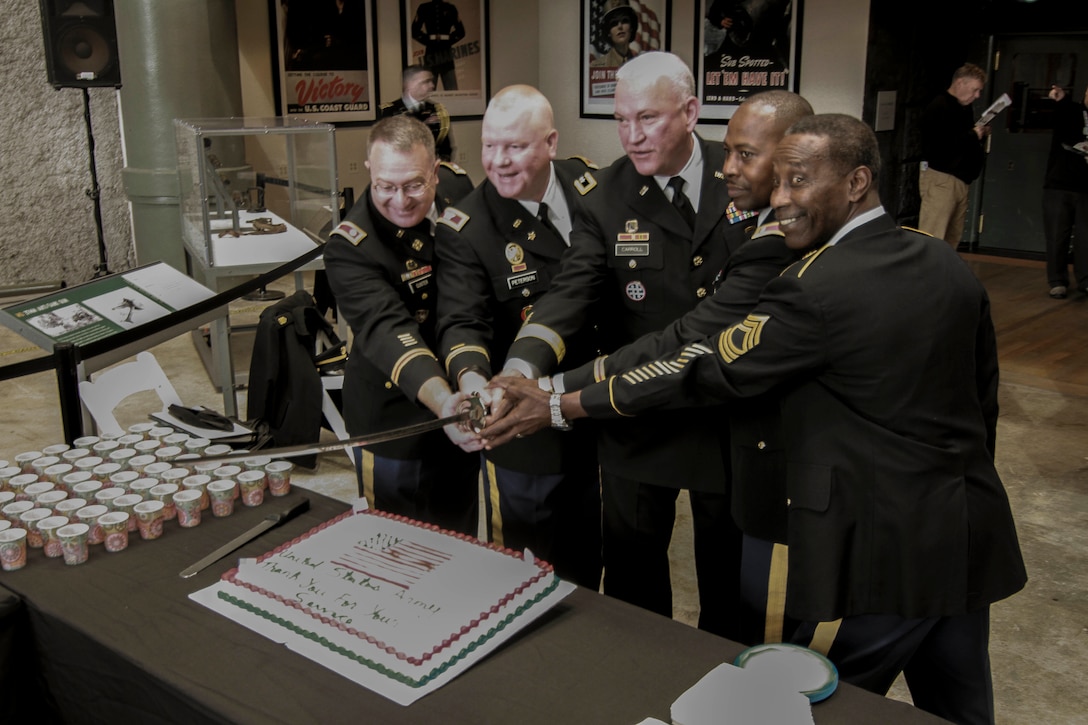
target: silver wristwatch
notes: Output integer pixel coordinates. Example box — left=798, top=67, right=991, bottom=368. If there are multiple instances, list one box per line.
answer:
left=549, top=393, right=572, bottom=431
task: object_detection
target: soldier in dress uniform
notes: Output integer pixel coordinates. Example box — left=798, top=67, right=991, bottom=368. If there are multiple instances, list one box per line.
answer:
left=435, top=85, right=603, bottom=589
left=553, top=89, right=814, bottom=645
left=410, top=0, right=465, bottom=91
left=381, top=66, right=454, bottom=162
left=323, top=115, right=479, bottom=535
left=493, top=52, right=750, bottom=640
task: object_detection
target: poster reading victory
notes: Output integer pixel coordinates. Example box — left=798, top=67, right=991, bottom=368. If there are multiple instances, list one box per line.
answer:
left=581, top=0, right=671, bottom=118
left=401, top=0, right=490, bottom=118
left=696, top=0, right=801, bottom=121
left=272, top=0, right=379, bottom=124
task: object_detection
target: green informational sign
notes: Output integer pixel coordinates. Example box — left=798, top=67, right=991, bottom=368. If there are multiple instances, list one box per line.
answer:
left=1, top=263, right=214, bottom=350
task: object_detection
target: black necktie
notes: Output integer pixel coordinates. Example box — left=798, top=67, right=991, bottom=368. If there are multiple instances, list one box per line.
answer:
left=667, top=176, right=696, bottom=230
left=537, top=202, right=562, bottom=240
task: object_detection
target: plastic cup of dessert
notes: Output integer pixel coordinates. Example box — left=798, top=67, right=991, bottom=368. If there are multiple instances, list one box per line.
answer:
left=172, top=489, right=203, bottom=528
left=0, top=528, right=29, bottom=571
left=37, top=515, right=70, bottom=558
left=98, top=511, right=130, bottom=552
left=75, top=504, right=109, bottom=545
left=133, top=500, right=165, bottom=540
left=206, top=480, right=237, bottom=517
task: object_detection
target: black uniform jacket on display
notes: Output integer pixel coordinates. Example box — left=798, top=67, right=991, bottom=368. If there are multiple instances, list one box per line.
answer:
left=323, top=192, right=449, bottom=460
left=506, top=136, right=749, bottom=491
left=580, top=214, right=1028, bottom=620
left=436, top=158, right=601, bottom=473
left=563, top=218, right=800, bottom=541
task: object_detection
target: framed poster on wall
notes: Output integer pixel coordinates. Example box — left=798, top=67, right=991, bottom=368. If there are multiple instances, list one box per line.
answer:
left=695, top=0, right=802, bottom=122
left=581, top=0, right=671, bottom=118
left=270, top=0, right=380, bottom=125
left=400, top=0, right=490, bottom=119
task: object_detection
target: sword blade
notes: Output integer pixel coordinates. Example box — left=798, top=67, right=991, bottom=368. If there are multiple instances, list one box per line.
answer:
left=188, top=396, right=485, bottom=466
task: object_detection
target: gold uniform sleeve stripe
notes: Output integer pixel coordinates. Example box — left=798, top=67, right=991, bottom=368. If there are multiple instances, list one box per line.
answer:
left=390, top=348, right=437, bottom=385
left=514, top=323, right=567, bottom=363
left=445, top=345, right=490, bottom=371
left=606, top=376, right=636, bottom=417
left=807, top=619, right=843, bottom=657
left=718, top=314, right=770, bottom=363
left=593, top=356, right=609, bottom=382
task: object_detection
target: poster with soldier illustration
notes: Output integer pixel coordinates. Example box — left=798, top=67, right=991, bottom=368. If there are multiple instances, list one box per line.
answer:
left=401, top=0, right=489, bottom=118
left=272, top=0, right=379, bottom=124
left=696, top=0, right=802, bottom=121
left=581, top=0, right=671, bottom=118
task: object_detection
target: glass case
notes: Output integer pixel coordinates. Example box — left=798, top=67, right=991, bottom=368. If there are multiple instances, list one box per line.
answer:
left=174, top=117, right=338, bottom=271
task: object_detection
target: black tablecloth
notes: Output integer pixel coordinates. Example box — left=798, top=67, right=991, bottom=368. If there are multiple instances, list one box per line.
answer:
left=0, top=490, right=945, bottom=724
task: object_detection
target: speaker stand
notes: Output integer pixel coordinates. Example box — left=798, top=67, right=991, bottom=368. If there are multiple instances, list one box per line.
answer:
left=81, top=87, right=111, bottom=278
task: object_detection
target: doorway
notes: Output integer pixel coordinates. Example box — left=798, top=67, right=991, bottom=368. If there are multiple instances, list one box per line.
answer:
left=976, top=34, right=1088, bottom=255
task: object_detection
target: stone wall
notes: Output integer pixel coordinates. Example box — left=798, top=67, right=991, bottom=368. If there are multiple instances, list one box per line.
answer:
left=0, top=3, right=133, bottom=288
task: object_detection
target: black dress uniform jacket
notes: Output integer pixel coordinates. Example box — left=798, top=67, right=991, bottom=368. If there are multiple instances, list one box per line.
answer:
left=506, top=137, right=749, bottom=491
left=563, top=217, right=799, bottom=541
left=436, top=158, right=600, bottom=473
left=323, top=192, right=449, bottom=460
left=580, top=214, right=1028, bottom=621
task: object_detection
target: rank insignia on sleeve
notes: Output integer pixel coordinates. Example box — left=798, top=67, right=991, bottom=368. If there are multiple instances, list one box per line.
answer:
left=718, top=313, right=770, bottom=363
left=333, top=221, right=367, bottom=245
left=437, top=206, right=469, bottom=231
left=574, top=171, right=597, bottom=195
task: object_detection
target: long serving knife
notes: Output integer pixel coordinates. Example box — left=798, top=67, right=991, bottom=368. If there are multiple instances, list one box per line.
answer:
left=186, top=395, right=487, bottom=466
left=179, top=497, right=311, bottom=578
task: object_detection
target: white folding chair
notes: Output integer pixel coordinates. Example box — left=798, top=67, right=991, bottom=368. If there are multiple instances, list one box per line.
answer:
left=78, top=351, right=183, bottom=436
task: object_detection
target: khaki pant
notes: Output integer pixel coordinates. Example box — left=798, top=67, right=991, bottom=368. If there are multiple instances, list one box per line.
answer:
left=918, top=167, right=969, bottom=247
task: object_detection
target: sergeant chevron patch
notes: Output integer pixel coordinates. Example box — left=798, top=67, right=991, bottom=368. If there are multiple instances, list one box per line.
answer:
left=718, top=314, right=770, bottom=363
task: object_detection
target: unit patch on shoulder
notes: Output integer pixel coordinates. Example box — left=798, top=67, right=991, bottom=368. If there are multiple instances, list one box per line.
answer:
left=718, top=314, right=770, bottom=363
left=440, top=160, right=469, bottom=175
left=567, top=155, right=599, bottom=170
left=437, top=206, right=470, bottom=231
left=574, top=171, right=598, bottom=196
left=900, top=225, right=933, bottom=237
left=333, top=221, right=367, bottom=245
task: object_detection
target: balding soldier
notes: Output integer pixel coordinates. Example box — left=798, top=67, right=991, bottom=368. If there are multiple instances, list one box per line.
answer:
left=436, top=85, right=602, bottom=588
left=497, top=53, right=749, bottom=638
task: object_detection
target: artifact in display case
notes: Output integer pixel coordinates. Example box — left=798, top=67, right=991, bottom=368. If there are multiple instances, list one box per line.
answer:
left=174, top=117, right=339, bottom=271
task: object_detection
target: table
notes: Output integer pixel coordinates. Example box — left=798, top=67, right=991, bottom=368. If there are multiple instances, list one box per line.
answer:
left=0, top=491, right=946, bottom=724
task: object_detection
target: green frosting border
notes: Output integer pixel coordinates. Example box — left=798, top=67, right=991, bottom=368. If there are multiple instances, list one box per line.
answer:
left=217, top=574, right=560, bottom=688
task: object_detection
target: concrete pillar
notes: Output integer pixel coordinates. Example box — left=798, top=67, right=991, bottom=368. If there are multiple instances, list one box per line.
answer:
left=115, top=1, right=244, bottom=271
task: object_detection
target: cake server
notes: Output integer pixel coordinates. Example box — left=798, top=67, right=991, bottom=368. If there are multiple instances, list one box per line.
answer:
left=179, top=497, right=310, bottom=579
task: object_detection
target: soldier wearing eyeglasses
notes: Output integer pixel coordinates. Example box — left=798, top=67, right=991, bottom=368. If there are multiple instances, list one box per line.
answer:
left=324, top=115, right=479, bottom=534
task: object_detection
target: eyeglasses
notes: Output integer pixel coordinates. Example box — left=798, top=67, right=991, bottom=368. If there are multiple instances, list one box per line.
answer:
left=371, top=180, right=431, bottom=198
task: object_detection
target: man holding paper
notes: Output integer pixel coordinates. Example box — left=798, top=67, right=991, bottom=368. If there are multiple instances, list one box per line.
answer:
left=918, top=62, right=991, bottom=248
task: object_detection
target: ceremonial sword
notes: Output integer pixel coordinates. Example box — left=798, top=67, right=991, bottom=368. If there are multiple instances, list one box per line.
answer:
left=186, top=395, right=486, bottom=466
